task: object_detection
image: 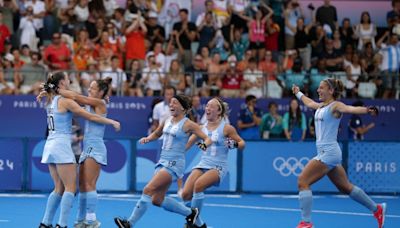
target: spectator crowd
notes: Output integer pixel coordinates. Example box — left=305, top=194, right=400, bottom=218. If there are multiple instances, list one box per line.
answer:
left=0, top=0, right=399, bottom=100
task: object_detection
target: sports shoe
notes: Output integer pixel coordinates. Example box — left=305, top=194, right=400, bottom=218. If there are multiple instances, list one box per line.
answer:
left=85, top=220, right=101, bottom=228
left=194, top=223, right=207, bottom=228
left=185, top=208, right=199, bottom=226
left=374, top=203, right=387, bottom=228
left=39, top=223, right=53, bottom=228
left=73, top=221, right=85, bottom=228
left=114, top=217, right=131, bottom=228
left=55, top=225, right=67, bottom=228
left=296, top=221, right=314, bottom=228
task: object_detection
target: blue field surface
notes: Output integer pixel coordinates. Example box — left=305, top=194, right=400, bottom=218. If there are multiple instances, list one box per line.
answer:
left=0, top=193, right=399, bottom=228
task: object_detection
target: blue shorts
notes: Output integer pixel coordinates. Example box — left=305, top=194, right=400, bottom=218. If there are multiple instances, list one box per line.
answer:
left=79, top=139, right=107, bottom=165
left=193, top=161, right=228, bottom=186
left=313, top=143, right=342, bottom=169
left=41, top=137, right=75, bottom=164
left=155, top=158, right=185, bottom=180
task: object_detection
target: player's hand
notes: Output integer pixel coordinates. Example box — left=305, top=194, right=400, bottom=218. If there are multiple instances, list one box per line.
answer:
left=104, top=95, right=110, bottom=104
left=196, top=141, right=207, bottom=151
left=112, top=120, right=121, bottom=132
left=367, top=106, right=379, bottom=116
left=292, top=84, right=300, bottom=95
left=225, top=137, right=238, bottom=149
left=36, top=90, right=48, bottom=102
left=139, top=137, right=150, bottom=144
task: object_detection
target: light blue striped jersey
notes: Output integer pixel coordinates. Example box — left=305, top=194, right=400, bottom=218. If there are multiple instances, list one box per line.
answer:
left=314, top=101, right=341, bottom=145
left=160, top=117, right=189, bottom=160
left=47, top=95, right=72, bottom=138
left=201, top=120, right=228, bottom=164
left=84, top=101, right=107, bottom=140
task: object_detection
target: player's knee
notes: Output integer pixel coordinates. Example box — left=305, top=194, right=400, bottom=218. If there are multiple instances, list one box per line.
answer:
left=193, top=181, right=205, bottom=193
left=181, top=189, right=192, bottom=201
left=143, top=185, right=156, bottom=196
left=297, top=175, right=309, bottom=190
left=337, top=183, right=353, bottom=194
left=151, top=195, right=164, bottom=207
left=79, top=181, right=95, bottom=192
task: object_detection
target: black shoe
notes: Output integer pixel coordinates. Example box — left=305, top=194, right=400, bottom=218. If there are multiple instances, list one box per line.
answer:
left=195, top=223, right=207, bottom=228
left=39, top=223, right=53, bottom=228
left=114, top=217, right=131, bottom=228
left=55, top=225, right=67, bottom=228
left=185, top=208, right=199, bottom=226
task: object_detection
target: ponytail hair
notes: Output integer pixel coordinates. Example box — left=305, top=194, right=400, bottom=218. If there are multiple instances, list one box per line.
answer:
left=44, top=71, right=67, bottom=94
left=96, top=77, right=112, bottom=99
left=324, top=78, right=344, bottom=99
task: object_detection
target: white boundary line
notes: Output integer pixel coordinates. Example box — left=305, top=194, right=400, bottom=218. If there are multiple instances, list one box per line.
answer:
left=0, top=220, right=9, bottom=222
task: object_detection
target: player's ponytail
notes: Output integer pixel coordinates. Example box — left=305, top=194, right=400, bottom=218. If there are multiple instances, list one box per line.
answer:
left=97, top=77, right=112, bottom=99
left=174, top=94, right=192, bottom=114
left=43, top=71, right=66, bottom=94
left=324, top=78, right=344, bottom=100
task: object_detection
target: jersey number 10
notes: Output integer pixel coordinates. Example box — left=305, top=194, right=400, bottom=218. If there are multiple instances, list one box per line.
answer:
left=47, top=116, right=55, bottom=131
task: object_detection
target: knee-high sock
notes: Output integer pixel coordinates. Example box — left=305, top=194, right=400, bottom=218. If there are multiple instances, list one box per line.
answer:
left=57, top=192, right=75, bottom=227
left=192, top=192, right=205, bottom=226
left=128, top=194, right=151, bottom=226
left=161, top=196, right=191, bottom=216
left=349, top=185, right=377, bottom=212
left=85, top=191, right=97, bottom=223
left=76, top=192, right=87, bottom=222
left=299, top=190, right=313, bottom=223
left=42, top=191, right=62, bottom=225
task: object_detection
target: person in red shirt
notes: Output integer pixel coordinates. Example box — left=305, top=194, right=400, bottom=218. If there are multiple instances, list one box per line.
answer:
left=125, top=11, right=147, bottom=70
left=43, top=33, right=71, bottom=70
left=0, top=12, right=11, bottom=55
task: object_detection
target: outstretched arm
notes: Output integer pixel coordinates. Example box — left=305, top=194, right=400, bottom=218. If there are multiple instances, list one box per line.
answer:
left=333, top=102, right=379, bottom=115
left=292, top=84, right=321, bottom=110
left=58, top=88, right=105, bottom=108
left=139, top=122, right=164, bottom=144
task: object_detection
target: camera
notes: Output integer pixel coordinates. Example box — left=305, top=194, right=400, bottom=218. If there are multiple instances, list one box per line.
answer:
left=308, top=3, right=315, bottom=11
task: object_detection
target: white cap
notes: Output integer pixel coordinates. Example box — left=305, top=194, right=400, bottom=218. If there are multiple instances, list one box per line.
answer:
left=4, top=53, right=14, bottom=62
left=148, top=11, right=158, bottom=18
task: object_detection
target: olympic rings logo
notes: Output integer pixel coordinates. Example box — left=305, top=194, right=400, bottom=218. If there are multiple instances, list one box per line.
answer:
left=272, top=157, right=310, bottom=177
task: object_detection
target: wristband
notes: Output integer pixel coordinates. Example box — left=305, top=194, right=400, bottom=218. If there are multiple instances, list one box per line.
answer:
left=295, top=91, right=304, bottom=100
left=196, top=142, right=208, bottom=151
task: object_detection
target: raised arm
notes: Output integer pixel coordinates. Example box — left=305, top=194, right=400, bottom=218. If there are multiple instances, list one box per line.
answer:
left=139, top=121, right=165, bottom=144
left=292, top=84, right=321, bottom=110
left=63, top=98, right=120, bottom=131
left=58, top=88, right=105, bottom=108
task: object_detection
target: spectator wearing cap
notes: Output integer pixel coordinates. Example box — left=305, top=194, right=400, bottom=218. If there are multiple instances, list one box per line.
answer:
left=221, top=55, right=243, bottom=98
left=146, top=11, right=166, bottom=44
left=0, top=53, right=19, bottom=94
left=43, top=33, right=71, bottom=70
left=172, top=8, right=197, bottom=69
left=17, top=52, right=46, bottom=95
left=0, top=12, right=11, bottom=55
left=125, top=10, right=147, bottom=70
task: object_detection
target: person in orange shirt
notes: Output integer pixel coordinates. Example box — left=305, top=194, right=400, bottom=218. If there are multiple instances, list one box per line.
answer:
left=73, top=47, right=88, bottom=71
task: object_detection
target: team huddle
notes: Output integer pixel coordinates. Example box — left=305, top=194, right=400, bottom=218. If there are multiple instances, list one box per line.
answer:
left=37, top=72, right=386, bottom=228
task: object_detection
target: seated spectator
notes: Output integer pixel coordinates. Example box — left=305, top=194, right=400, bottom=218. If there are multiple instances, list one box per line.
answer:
left=320, top=38, right=344, bottom=72
left=259, top=101, right=284, bottom=139
left=307, top=115, right=316, bottom=139
left=185, top=54, right=208, bottom=96
left=127, top=59, right=144, bottom=97
left=73, top=47, right=88, bottom=71
left=237, top=95, right=262, bottom=140
left=44, top=32, right=71, bottom=70
left=221, top=55, right=243, bottom=98
left=94, top=31, right=115, bottom=68
left=230, top=25, right=249, bottom=61
left=309, top=58, right=328, bottom=98
left=343, top=43, right=354, bottom=68
left=17, top=52, right=46, bottom=95
left=101, top=55, right=127, bottom=95
left=207, top=52, right=224, bottom=96
left=142, top=54, right=164, bottom=96
left=243, top=57, right=263, bottom=98
left=11, top=48, right=25, bottom=70
left=0, top=54, right=19, bottom=94
left=80, top=59, right=101, bottom=95
left=164, top=59, right=185, bottom=94
left=199, top=46, right=212, bottom=68
left=332, top=29, right=344, bottom=54
left=360, top=42, right=376, bottom=74
left=20, top=45, right=32, bottom=65
left=259, top=50, right=278, bottom=81
left=345, top=53, right=363, bottom=98
left=73, top=29, right=95, bottom=62
left=146, top=41, right=166, bottom=71
left=280, top=57, right=308, bottom=95
left=283, top=98, right=307, bottom=141
left=237, top=49, right=252, bottom=72
left=164, top=34, right=180, bottom=72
